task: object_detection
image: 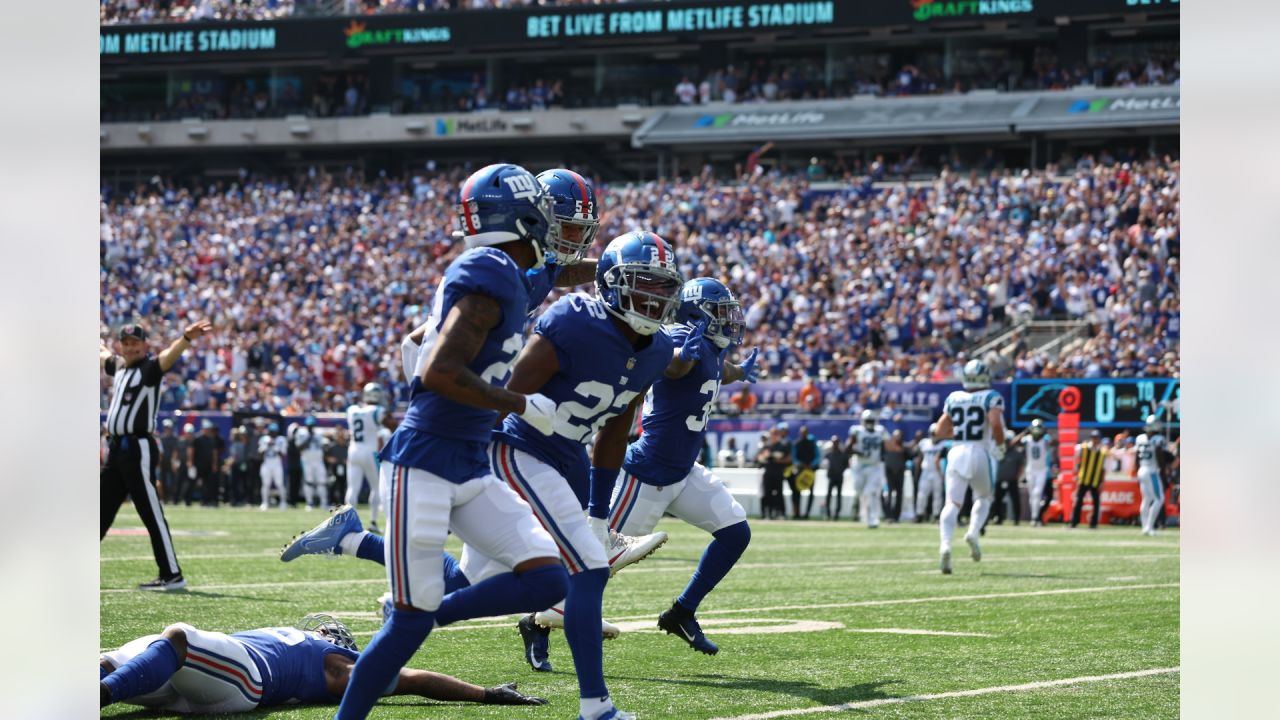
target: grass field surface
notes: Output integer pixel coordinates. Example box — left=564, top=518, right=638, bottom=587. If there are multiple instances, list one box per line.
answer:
left=101, top=505, right=1178, bottom=718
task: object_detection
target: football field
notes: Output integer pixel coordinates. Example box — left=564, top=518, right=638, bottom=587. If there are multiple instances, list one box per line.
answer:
left=101, top=506, right=1179, bottom=718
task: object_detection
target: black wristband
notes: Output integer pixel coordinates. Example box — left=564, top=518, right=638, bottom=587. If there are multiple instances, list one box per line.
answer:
left=182, top=335, right=193, bottom=342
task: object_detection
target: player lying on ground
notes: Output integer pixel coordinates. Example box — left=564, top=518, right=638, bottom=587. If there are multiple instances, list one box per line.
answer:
left=100, top=614, right=545, bottom=714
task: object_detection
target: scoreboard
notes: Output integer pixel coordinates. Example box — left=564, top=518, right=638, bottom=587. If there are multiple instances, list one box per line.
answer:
left=1010, top=378, right=1179, bottom=429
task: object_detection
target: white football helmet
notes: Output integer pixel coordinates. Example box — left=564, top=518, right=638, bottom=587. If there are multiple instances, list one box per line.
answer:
left=362, top=382, right=385, bottom=406
left=961, top=359, right=991, bottom=390
left=1144, top=414, right=1160, bottom=433
left=861, top=409, right=876, bottom=429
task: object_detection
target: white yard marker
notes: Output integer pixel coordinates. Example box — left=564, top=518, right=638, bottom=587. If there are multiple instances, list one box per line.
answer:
left=711, top=667, right=1180, bottom=720
left=844, top=628, right=993, bottom=637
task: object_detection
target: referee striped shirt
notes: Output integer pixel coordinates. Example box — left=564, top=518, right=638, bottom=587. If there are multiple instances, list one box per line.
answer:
left=1076, top=444, right=1107, bottom=488
left=104, top=356, right=165, bottom=437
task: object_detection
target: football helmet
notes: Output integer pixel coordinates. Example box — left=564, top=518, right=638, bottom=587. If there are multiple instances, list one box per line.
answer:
left=677, top=278, right=745, bottom=350
left=595, top=231, right=683, bottom=336
left=299, top=613, right=358, bottom=652
left=457, top=163, right=556, bottom=269
left=861, top=409, right=876, bottom=430
left=1144, top=414, right=1160, bottom=434
left=1030, top=418, right=1045, bottom=438
left=362, top=382, right=385, bottom=406
left=927, top=422, right=940, bottom=439
left=537, top=168, right=599, bottom=266
left=961, top=359, right=991, bottom=390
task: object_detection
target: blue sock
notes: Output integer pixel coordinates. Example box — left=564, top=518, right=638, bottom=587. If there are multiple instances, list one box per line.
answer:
left=101, top=638, right=180, bottom=703
left=677, top=521, right=751, bottom=613
left=564, top=567, right=609, bottom=699
left=100, top=664, right=108, bottom=680
left=442, top=551, right=471, bottom=594
left=335, top=608, right=435, bottom=720
left=435, top=564, right=567, bottom=626
left=356, top=533, right=384, bottom=564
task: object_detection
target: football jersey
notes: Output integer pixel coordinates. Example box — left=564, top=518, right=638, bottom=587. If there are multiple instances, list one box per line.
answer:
left=525, top=263, right=563, bottom=318
left=943, top=388, right=1005, bottom=447
left=386, top=247, right=530, bottom=483
left=234, top=626, right=358, bottom=707
left=495, top=293, right=675, bottom=495
left=849, top=424, right=888, bottom=465
left=294, top=427, right=325, bottom=460
left=258, top=435, right=288, bottom=461
left=1135, top=432, right=1166, bottom=470
left=917, top=437, right=946, bottom=474
left=1023, top=435, right=1052, bottom=474
left=624, top=324, right=724, bottom=486
left=346, top=405, right=386, bottom=452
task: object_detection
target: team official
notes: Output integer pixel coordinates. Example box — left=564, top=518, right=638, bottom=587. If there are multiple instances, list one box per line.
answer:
left=1070, top=430, right=1107, bottom=529
left=100, top=319, right=212, bottom=591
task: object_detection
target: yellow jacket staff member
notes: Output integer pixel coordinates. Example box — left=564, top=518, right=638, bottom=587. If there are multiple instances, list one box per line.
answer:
left=1070, top=430, right=1107, bottom=529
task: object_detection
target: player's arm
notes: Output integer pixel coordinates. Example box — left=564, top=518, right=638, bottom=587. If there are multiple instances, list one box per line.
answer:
left=420, top=295, right=527, bottom=416
left=665, top=321, right=706, bottom=379
left=158, top=320, right=212, bottom=373
left=553, top=259, right=598, bottom=288
left=587, top=392, right=645, bottom=521
left=935, top=410, right=954, bottom=443
left=387, top=668, right=546, bottom=705
left=100, top=342, right=120, bottom=375
left=722, top=346, right=761, bottom=384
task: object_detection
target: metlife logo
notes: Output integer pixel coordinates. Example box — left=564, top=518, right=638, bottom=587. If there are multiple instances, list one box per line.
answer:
left=694, top=111, right=826, bottom=129
left=1068, top=96, right=1180, bottom=114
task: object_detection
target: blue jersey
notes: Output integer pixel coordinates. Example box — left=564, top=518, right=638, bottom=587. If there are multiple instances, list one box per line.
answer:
left=235, top=627, right=358, bottom=707
left=386, top=247, right=530, bottom=483
left=494, top=293, right=675, bottom=496
left=525, top=264, right=563, bottom=317
left=624, top=324, right=723, bottom=486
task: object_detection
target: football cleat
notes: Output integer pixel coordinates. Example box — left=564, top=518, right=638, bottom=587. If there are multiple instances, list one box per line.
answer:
left=533, top=608, right=621, bottom=639
left=138, top=574, right=186, bottom=592
left=518, top=613, right=553, bottom=672
left=658, top=601, right=718, bottom=655
left=280, top=504, right=362, bottom=562
left=607, top=530, right=668, bottom=577
left=579, top=706, right=636, bottom=720
left=940, top=549, right=953, bottom=575
left=965, top=534, right=982, bottom=562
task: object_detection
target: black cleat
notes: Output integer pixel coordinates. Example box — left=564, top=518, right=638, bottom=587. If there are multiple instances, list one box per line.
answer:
left=518, top=613, right=553, bottom=672
left=658, top=601, right=719, bottom=655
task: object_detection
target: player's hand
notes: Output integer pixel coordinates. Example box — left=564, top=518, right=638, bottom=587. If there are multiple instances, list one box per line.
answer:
left=679, top=321, right=707, bottom=362
left=587, top=515, right=611, bottom=550
left=740, top=347, right=760, bottom=383
left=183, top=319, right=213, bottom=341
left=483, top=682, right=548, bottom=706
left=992, top=445, right=1006, bottom=461
left=519, top=393, right=558, bottom=436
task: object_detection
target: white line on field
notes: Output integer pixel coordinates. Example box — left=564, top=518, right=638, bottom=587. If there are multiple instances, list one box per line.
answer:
left=710, top=667, right=1180, bottom=720
left=101, top=552, right=280, bottom=562
left=844, top=628, right=994, bottom=637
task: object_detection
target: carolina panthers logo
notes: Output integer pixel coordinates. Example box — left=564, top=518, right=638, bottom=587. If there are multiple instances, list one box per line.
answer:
left=1018, top=383, right=1069, bottom=422
left=502, top=174, right=538, bottom=200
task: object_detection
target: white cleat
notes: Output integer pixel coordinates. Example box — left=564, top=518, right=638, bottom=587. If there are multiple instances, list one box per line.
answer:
left=965, top=535, right=982, bottom=562
left=533, top=609, right=621, bottom=639
left=940, top=549, right=952, bottom=575
left=606, top=530, right=668, bottom=577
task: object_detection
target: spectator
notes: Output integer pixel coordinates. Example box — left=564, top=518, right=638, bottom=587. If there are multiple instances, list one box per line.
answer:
left=881, top=429, right=907, bottom=523
left=797, top=376, right=822, bottom=413
left=729, top=386, right=758, bottom=414
left=755, top=425, right=791, bottom=520
left=675, top=77, right=697, bottom=105
left=823, top=434, right=850, bottom=520
left=789, top=424, right=821, bottom=519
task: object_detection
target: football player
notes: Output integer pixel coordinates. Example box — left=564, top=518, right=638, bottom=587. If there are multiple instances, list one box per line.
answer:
left=257, top=423, right=289, bottom=511
left=334, top=163, right=569, bottom=720
left=934, top=359, right=1006, bottom=574
left=606, top=277, right=760, bottom=656
left=913, top=423, right=946, bottom=523
left=1014, top=419, right=1055, bottom=526
left=344, top=383, right=388, bottom=531
left=100, top=614, right=546, bottom=713
left=294, top=416, right=328, bottom=511
left=471, top=230, right=683, bottom=720
left=848, top=409, right=889, bottom=528
left=1135, top=414, right=1168, bottom=536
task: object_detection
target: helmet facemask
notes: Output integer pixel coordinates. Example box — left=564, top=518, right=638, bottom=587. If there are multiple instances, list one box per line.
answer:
left=603, top=264, right=683, bottom=335
left=299, top=614, right=358, bottom=652
left=697, top=298, right=745, bottom=349
left=545, top=213, right=598, bottom=266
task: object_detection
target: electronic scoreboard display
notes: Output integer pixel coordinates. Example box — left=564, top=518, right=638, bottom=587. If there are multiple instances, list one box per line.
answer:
left=1009, top=378, right=1179, bottom=429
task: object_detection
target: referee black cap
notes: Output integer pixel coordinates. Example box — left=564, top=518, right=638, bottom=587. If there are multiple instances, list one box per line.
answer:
left=118, top=323, right=148, bottom=342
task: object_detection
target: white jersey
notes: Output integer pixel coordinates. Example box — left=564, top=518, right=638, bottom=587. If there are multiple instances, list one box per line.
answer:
left=346, top=404, right=386, bottom=452
left=1135, top=433, right=1166, bottom=471
left=849, top=424, right=888, bottom=465
left=917, top=437, right=946, bottom=475
left=293, top=426, right=326, bottom=461
left=1022, top=435, right=1052, bottom=475
left=943, top=388, right=1004, bottom=449
left=258, top=435, right=288, bottom=462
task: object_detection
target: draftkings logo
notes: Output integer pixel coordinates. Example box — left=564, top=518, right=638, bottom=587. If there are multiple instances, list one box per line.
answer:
left=343, top=20, right=451, bottom=49
left=909, top=0, right=1034, bottom=22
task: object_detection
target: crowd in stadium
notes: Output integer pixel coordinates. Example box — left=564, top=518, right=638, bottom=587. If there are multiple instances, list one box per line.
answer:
left=99, top=0, right=668, bottom=24
left=100, top=149, right=1179, bottom=415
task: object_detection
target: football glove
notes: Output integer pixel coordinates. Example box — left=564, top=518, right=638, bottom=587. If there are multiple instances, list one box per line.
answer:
left=519, top=393, right=558, bottom=436
left=678, top=321, right=707, bottom=363
left=483, top=682, right=548, bottom=706
left=740, top=347, right=760, bottom=383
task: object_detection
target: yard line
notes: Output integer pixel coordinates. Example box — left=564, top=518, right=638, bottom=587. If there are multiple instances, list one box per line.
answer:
left=844, top=628, right=994, bottom=637
left=100, top=577, right=387, bottom=594
left=621, top=553, right=1177, bottom=574
left=101, top=551, right=280, bottom=562
left=711, top=667, right=1180, bottom=720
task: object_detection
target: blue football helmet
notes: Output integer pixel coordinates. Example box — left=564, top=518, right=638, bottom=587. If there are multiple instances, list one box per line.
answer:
left=677, top=278, right=745, bottom=350
left=596, top=231, right=683, bottom=336
left=299, top=613, right=358, bottom=651
left=457, top=164, right=556, bottom=269
left=537, top=168, right=599, bottom=266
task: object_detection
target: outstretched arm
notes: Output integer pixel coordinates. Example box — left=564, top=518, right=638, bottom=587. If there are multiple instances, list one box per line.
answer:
left=553, top=259, right=598, bottom=288
left=158, top=320, right=212, bottom=372
left=722, top=347, right=760, bottom=384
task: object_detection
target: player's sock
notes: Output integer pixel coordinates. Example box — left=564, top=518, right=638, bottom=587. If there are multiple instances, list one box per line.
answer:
left=442, top=551, right=471, bottom=594
left=580, top=694, right=617, bottom=719
left=968, top=497, right=991, bottom=538
left=99, top=664, right=108, bottom=680
left=100, top=638, right=179, bottom=704
left=677, top=521, right=751, bottom=613
left=564, top=567, right=609, bottom=699
left=939, top=503, right=959, bottom=551
left=338, top=530, right=372, bottom=558
left=434, top=564, right=567, bottom=627
left=336, top=607, right=435, bottom=720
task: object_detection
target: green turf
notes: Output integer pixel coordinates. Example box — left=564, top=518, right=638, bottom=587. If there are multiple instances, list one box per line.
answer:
left=101, top=506, right=1179, bottom=718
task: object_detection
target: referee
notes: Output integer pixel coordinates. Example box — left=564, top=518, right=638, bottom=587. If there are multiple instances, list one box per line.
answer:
left=1070, top=430, right=1107, bottom=530
left=99, top=318, right=210, bottom=591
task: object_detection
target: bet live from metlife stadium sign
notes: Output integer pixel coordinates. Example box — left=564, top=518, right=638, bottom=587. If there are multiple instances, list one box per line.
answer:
left=526, top=1, right=835, bottom=38
left=100, top=27, right=276, bottom=55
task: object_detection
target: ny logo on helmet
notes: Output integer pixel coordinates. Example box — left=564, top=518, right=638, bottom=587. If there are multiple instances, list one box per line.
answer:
left=503, top=174, right=538, bottom=200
